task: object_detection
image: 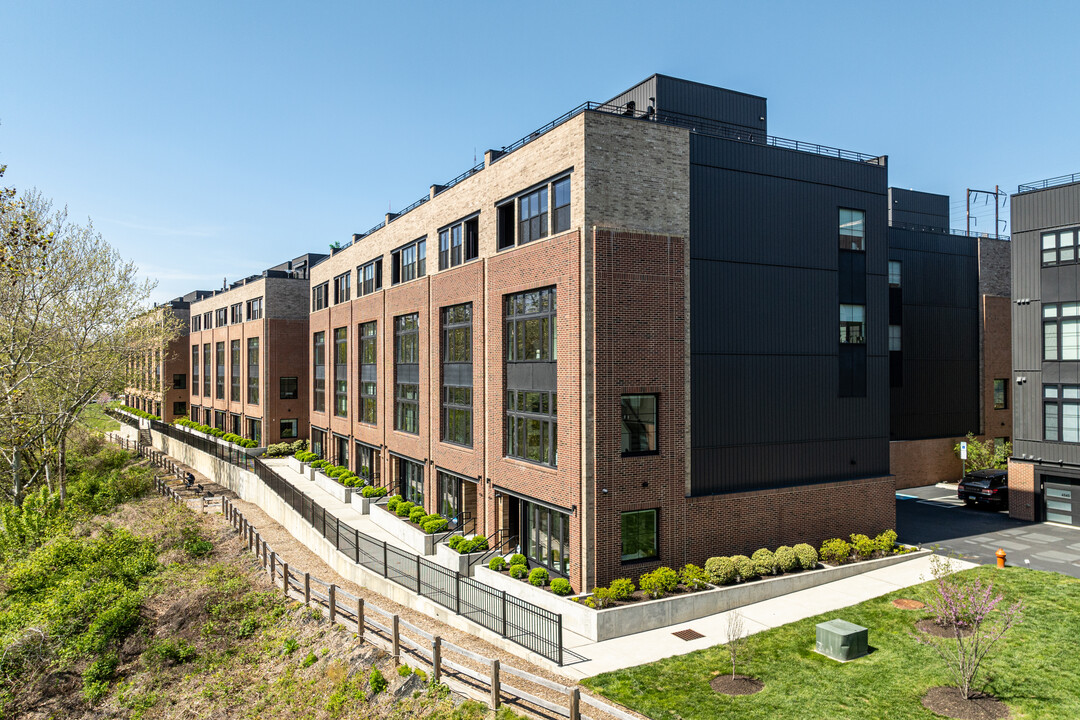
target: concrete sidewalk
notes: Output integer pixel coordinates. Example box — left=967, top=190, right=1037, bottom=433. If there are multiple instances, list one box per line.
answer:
left=557, top=553, right=977, bottom=680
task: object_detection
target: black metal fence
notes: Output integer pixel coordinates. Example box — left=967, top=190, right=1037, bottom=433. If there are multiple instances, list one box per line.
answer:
left=141, top=415, right=563, bottom=664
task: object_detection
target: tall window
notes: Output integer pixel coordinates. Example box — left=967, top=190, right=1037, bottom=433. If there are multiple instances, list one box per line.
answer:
left=313, top=331, right=326, bottom=413
left=442, top=303, right=472, bottom=447
left=888, top=260, right=902, bottom=287
left=215, top=308, right=227, bottom=327
left=621, top=394, right=657, bottom=455
left=1045, top=385, right=1080, bottom=442
left=360, top=322, right=377, bottom=424
left=248, top=418, right=261, bottom=446
left=392, top=239, right=426, bottom=284
left=334, top=327, right=348, bottom=417
left=506, top=288, right=557, bottom=361
left=230, top=340, right=241, bottom=401
left=438, top=217, right=479, bottom=271
left=621, top=509, right=658, bottom=563
left=311, top=427, right=325, bottom=458
left=192, top=346, right=200, bottom=396
left=333, top=272, right=351, bottom=304
left=840, top=304, right=866, bottom=344
left=507, top=390, right=557, bottom=466
left=214, top=410, right=226, bottom=431
left=203, top=311, right=212, bottom=330
left=334, top=435, right=349, bottom=468
left=839, top=208, right=865, bottom=251
left=395, top=314, right=419, bottom=434
left=519, top=186, right=548, bottom=244
left=247, top=338, right=259, bottom=404
left=246, top=297, right=263, bottom=320
left=888, top=325, right=902, bottom=351
left=1042, top=228, right=1078, bottom=266
left=215, top=342, right=225, bottom=399
left=192, top=315, right=201, bottom=332
left=1044, top=303, right=1080, bottom=360
left=994, top=379, right=1008, bottom=410
left=552, top=177, right=571, bottom=234
left=312, top=282, right=329, bottom=311
left=230, top=302, right=243, bottom=324
left=522, top=499, right=570, bottom=576
left=359, top=259, right=382, bottom=296
left=400, top=457, right=424, bottom=505
left=356, top=443, right=380, bottom=484
left=202, top=344, right=211, bottom=396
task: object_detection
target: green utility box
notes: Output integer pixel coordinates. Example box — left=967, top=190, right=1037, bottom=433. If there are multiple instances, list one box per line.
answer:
left=815, top=619, right=868, bottom=661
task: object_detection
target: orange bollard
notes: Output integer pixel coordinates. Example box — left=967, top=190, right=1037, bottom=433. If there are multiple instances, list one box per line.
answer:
left=995, top=548, right=1007, bottom=569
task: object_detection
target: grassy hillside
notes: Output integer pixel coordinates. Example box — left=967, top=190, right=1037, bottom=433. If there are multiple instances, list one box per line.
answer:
left=0, top=431, right=522, bottom=720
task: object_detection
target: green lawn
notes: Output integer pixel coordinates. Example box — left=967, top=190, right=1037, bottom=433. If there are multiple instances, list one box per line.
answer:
left=78, top=402, right=120, bottom=431
left=583, top=567, right=1080, bottom=720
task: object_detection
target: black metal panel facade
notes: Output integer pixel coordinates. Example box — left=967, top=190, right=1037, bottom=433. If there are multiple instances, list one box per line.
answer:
left=887, top=227, right=980, bottom=440
left=888, top=188, right=950, bottom=230
left=689, top=132, right=889, bottom=496
left=605, top=74, right=768, bottom=133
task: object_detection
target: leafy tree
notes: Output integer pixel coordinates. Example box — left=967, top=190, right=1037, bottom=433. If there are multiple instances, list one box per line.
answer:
left=0, top=164, right=54, bottom=283
left=953, top=433, right=1010, bottom=472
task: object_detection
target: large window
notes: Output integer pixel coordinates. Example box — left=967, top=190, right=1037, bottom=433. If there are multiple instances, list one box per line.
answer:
left=839, top=208, right=865, bottom=251
left=215, top=308, right=227, bottom=327
left=230, top=340, right=241, bottom=402
left=247, top=418, right=261, bottom=446
left=395, top=314, right=419, bottom=434
left=840, top=304, right=866, bottom=344
left=214, top=410, right=226, bottom=431
left=191, top=315, right=201, bottom=332
left=202, top=344, right=211, bottom=397
left=203, top=311, right=212, bottom=330
left=333, top=272, right=351, bottom=304
left=334, top=327, right=348, bottom=417
left=1045, top=385, right=1080, bottom=442
left=506, top=288, right=557, bottom=361
left=438, top=217, right=479, bottom=271
left=552, top=177, right=571, bottom=234
left=994, top=379, right=1008, bottom=410
left=230, top=303, right=243, bottom=324
left=313, top=331, right=326, bottom=413
left=280, top=376, right=298, bottom=400
left=1042, top=228, right=1078, bottom=266
left=518, top=186, right=548, bottom=244
left=311, top=427, right=325, bottom=458
left=399, top=457, right=424, bottom=506
left=437, top=472, right=463, bottom=520
left=356, top=443, right=380, bottom=484
left=522, top=499, right=570, bottom=577
left=247, top=338, right=260, bottom=404
left=360, top=322, right=377, bottom=424
left=621, top=394, right=657, bottom=455
left=172, top=373, right=186, bottom=391
left=246, top=297, right=263, bottom=320
left=442, top=303, right=472, bottom=447
left=1043, top=303, right=1080, bottom=360
left=507, top=390, right=557, bottom=466
left=888, top=325, right=902, bottom=351
left=312, top=282, right=329, bottom=311
left=280, top=419, right=298, bottom=439
left=191, top=346, right=199, bottom=396
left=359, top=259, right=382, bottom=296
left=215, top=342, right=225, bottom=399
left=392, top=239, right=426, bottom=285
left=334, top=435, right=349, bottom=468
left=173, top=401, right=186, bottom=416
left=621, top=509, right=658, bottom=563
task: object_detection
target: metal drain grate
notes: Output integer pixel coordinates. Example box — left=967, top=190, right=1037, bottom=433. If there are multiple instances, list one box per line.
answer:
left=672, top=628, right=705, bottom=641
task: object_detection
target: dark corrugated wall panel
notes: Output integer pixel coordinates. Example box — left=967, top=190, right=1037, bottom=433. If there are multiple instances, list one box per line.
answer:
left=689, top=132, right=889, bottom=496
left=655, top=75, right=767, bottom=133
left=888, top=188, right=950, bottom=228
left=604, top=76, right=658, bottom=114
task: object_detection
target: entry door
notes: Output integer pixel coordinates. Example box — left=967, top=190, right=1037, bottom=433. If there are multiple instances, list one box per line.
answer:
left=1044, top=477, right=1077, bottom=526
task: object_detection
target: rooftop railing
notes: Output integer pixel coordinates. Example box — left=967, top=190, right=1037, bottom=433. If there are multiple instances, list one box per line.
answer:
left=1018, top=173, right=1080, bottom=193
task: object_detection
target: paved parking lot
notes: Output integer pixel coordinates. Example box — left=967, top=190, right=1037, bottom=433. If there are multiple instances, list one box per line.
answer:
left=896, top=484, right=1080, bottom=578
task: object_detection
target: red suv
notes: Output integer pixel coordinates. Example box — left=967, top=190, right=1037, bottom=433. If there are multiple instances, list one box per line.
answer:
left=958, top=469, right=1008, bottom=510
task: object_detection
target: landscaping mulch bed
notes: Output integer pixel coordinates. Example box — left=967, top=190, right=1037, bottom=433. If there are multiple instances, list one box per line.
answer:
left=921, top=686, right=1010, bottom=719
left=710, top=674, right=764, bottom=696
left=892, top=598, right=926, bottom=610
left=916, top=618, right=974, bottom=638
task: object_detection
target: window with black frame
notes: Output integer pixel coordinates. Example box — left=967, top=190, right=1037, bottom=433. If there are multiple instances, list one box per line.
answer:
left=313, top=331, right=325, bottom=413
left=621, top=509, right=658, bottom=563
left=356, top=443, right=380, bottom=484
left=437, top=471, right=462, bottom=520
left=507, top=390, right=557, bottom=466
left=280, top=418, right=298, bottom=439
left=280, top=376, right=298, bottom=400
left=203, top=344, right=211, bottom=396
left=215, top=342, right=225, bottom=399
left=399, top=457, right=424, bottom=505
left=505, top=288, right=557, bottom=466
left=395, top=314, right=419, bottom=434
left=334, top=327, right=347, bottom=417
left=552, top=177, right=570, bottom=234
left=311, top=427, right=325, bottom=458
left=518, top=186, right=548, bottom=244
left=247, top=337, right=259, bottom=405
left=359, top=322, right=376, bottom=424
left=191, top=346, right=199, bottom=396
left=506, top=288, right=556, bottom=361
left=620, top=394, right=657, bottom=455
left=442, top=303, right=472, bottom=447
left=230, top=340, right=241, bottom=401
left=522, top=499, right=570, bottom=576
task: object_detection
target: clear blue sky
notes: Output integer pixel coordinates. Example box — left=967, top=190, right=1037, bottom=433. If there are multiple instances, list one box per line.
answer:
left=4, top=1, right=1079, bottom=303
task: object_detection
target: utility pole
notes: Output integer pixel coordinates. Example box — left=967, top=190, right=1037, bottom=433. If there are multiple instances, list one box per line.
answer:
left=966, top=185, right=1007, bottom=237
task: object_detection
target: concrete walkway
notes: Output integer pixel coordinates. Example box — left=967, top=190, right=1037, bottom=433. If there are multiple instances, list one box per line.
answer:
left=557, top=553, right=977, bottom=680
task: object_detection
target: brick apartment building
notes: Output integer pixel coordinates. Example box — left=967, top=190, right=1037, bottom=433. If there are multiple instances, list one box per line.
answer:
left=124, top=290, right=211, bottom=422
left=885, top=188, right=1013, bottom=488
left=305, top=74, right=901, bottom=592
left=187, top=253, right=325, bottom=446
left=1008, top=173, right=1080, bottom=527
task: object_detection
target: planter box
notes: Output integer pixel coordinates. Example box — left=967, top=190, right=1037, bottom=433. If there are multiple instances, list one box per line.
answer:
left=310, top=469, right=355, bottom=504
left=356, top=495, right=383, bottom=515
left=476, top=547, right=932, bottom=642
left=434, top=541, right=489, bottom=576
left=285, top=456, right=306, bottom=475
left=369, top=503, right=436, bottom=555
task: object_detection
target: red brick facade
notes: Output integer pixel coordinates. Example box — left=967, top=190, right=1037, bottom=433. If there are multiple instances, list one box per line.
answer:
left=1007, top=459, right=1036, bottom=521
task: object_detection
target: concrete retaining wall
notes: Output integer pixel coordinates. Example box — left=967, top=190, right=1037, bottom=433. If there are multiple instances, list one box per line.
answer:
left=434, top=543, right=488, bottom=577
left=310, top=469, right=355, bottom=504
left=369, top=503, right=436, bottom=555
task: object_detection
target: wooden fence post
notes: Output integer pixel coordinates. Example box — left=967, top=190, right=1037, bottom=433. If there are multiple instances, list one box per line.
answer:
left=432, top=636, right=441, bottom=684
left=282, top=563, right=289, bottom=598
left=569, top=687, right=580, bottom=720
left=490, top=659, right=500, bottom=709
left=269, top=551, right=276, bottom=581
left=304, top=572, right=311, bottom=605
left=328, top=584, right=336, bottom=624
left=356, top=598, right=364, bottom=642
left=392, top=615, right=400, bottom=662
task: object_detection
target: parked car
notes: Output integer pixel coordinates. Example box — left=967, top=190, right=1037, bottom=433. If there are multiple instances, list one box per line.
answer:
left=958, top=469, right=1008, bottom=510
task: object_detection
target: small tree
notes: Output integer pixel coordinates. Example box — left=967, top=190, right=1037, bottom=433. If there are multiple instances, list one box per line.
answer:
left=914, top=557, right=1023, bottom=699
left=725, top=610, right=751, bottom=679
left=953, top=433, right=1010, bottom=472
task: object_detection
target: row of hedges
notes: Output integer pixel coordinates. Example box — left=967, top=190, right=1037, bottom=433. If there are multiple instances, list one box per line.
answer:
left=265, top=439, right=307, bottom=458
left=819, top=530, right=900, bottom=564
left=704, top=544, right=819, bottom=585
left=385, top=496, right=447, bottom=534
left=447, top=535, right=488, bottom=554
left=487, top=554, right=571, bottom=593
left=115, top=404, right=161, bottom=422
left=574, top=564, right=709, bottom=608
left=294, top=450, right=319, bottom=462
left=172, top=418, right=258, bottom=448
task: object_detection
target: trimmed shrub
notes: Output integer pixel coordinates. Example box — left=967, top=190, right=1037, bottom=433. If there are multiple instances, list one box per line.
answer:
left=311, top=459, right=328, bottom=469
left=774, top=546, right=799, bottom=573
left=509, top=553, right=527, bottom=567
left=639, top=567, right=679, bottom=599
left=850, top=533, right=875, bottom=561
left=680, top=563, right=710, bottom=590
left=422, top=517, right=448, bottom=534
left=793, top=543, right=818, bottom=570
left=732, top=555, right=759, bottom=582
left=751, top=548, right=777, bottom=576
left=295, top=450, right=319, bottom=462
left=819, top=538, right=852, bottom=565
left=395, top=501, right=415, bottom=518
left=448, top=535, right=466, bottom=552
left=591, top=587, right=615, bottom=609
left=409, top=506, right=427, bottom=524
left=551, top=578, right=572, bottom=596
left=386, top=494, right=402, bottom=512
left=874, top=529, right=898, bottom=553
left=468, top=535, right=488, bottom=553
left=609, top=578, right=635, bottom=601
left=489, top=556, right=506, bottom=571
left=361, top=485, right=387, bottom=498
left=528, top=568, right=548, bottom=587
left=705, top=556, right=738, bottom=585
left=509, top=563, right=528, bottom=580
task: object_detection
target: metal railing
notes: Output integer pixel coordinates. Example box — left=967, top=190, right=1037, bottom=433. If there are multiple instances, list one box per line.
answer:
left=151, top=419, right=255, bottom=471
left=1019, top=172, right=1080, bottom=193
left=889, top=222, right=1011, bottom=242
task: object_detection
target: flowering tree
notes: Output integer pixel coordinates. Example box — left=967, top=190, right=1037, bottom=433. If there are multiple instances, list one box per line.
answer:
left=915, top=557, right=1023, bottom=699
